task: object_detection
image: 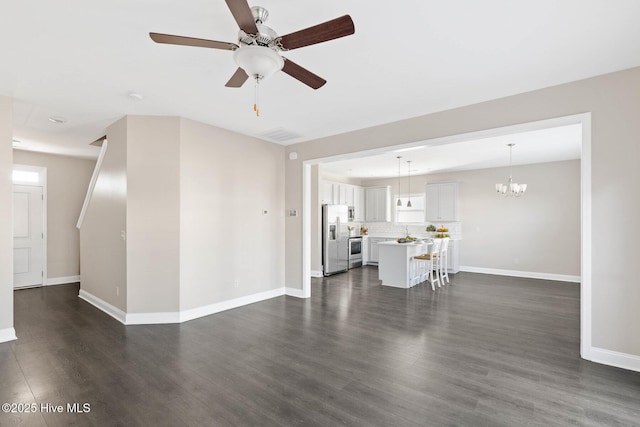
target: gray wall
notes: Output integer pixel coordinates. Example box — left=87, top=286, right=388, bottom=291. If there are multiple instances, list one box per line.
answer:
left=285, top=67, right=640, bottom=358
left=13, top=150, right=95, bottom=279
left=0, top=96, right=13, bottom=340
left=365, top=160, right=581, bottom=276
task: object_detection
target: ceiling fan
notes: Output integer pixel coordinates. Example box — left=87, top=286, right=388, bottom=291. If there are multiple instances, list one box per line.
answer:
left=149, top=0, right=355, bottom=97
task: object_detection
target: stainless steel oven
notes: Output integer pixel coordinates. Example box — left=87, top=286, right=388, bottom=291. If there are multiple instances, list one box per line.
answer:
left=348, top=236, right=363, bottom=269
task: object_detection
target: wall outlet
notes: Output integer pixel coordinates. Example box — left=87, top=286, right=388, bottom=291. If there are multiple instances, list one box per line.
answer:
left=120, top=230, right=126, bottom=241
left=234, top=279, right=239, bottom=288
left=116, top=286, right=120, bottom=296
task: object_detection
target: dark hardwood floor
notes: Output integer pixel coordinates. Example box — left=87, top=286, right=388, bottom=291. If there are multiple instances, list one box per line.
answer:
left=1, top=268, right=639, bottom=426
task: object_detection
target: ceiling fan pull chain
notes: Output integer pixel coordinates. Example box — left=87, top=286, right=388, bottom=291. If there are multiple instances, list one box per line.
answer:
left=254, top=76, right=260, bottom=117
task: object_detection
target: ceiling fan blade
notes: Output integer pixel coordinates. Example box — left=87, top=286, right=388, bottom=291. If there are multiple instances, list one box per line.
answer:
left=282, top=58, right=326, bottom=90
left=278, top=15, right=355, bottom=51
left=224, top=0, right=258, bottom=34
left=225, top=68, right=250, bottom=87
left=149, top=33, right=238, bottom=50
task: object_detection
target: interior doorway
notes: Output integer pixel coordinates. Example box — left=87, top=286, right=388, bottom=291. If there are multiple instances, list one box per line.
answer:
left=302, top=112, right=592, bottom=357
left=12, top=165, right=47, bottom=289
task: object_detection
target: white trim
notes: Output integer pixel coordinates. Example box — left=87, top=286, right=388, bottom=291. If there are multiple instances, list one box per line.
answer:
left=126, top=311, right=181, bottom=325
left=580, top=114, right=592, bottom=359
left=459, top=266, right=580, bottom=283
left=301, top=113, right=594, bottom=358
left=301, top=163, right=312, bottom=298
left=285, top=287, right=306, bottom=298
left=78, top=289, right=126, bottom=324
left=310, top=270, right=323, bottom=278
left=589, top=347, right=640, bottom=373
left=76, top=139, right=108, bottom=229
left=0, top=327, right=17, bottom=343
left=45, top=275, right=80, bottom=286
left=179, top=287, right=286, bottom=323
left=12, top=165, right=47, bottom=288
left=78, top=287, right=289, bottom=325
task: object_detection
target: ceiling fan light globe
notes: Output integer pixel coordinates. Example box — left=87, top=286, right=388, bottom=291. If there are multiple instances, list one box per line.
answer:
left=233, top=46, right=283, bottom=80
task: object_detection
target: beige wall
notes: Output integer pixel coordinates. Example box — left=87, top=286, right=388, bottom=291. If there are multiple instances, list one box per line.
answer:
left=364, top=160, right=581, bottom=276
left=179, top=118, right=285, bottom=310
left=0, top=96, right=13, bottom=337
left=80, top=117, right=128, bottom=311
left=285, top=67, right=640, bottom=357
left=126, top=116, right=180, bottom=314
left=13, top=150, right=95, bottom=279
left=80, top=115, right=285, bottom=318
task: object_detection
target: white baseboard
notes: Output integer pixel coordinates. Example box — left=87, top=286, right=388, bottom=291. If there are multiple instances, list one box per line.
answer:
left=285, top=287, right=308, bottom=298
left=80, top=287, right=289, bottom=325
left=459, top=266, right=580, bottom=283
left=78, top=289, right=126, bottom=324
left=126, top=311, right=181, bottom=325
left=310, top=270, right=323, bottom=278
left=587, top=346, right=640, bottom=373
left=0, top=327, right=17, bottom=343
left=46, top=275, right=81, bottom=286
left=179, top=287, right=286, bottom=323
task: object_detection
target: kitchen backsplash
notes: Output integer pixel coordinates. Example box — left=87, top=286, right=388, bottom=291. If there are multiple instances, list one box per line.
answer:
left=348, top=222, right=462, bottom=240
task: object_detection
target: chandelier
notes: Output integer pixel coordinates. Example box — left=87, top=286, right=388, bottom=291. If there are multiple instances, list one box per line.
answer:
left=495, top=143, right=527, bottom=196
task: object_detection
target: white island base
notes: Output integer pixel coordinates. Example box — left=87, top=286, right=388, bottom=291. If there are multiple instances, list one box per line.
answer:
left=378, top=241, right=431, bottom=288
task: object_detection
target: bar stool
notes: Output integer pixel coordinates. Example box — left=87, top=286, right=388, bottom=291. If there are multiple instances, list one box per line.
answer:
left=414, top=239, right=441, bottom=290
left=439, top=238, right=450, bottom=284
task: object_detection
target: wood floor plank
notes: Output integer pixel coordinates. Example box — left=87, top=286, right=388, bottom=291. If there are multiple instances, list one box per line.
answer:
left=1, top=270, right=639, bottom=426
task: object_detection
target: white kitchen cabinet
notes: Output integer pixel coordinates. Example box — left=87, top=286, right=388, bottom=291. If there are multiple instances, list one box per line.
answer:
left=322, top=181, right=358, bottom=207
left=353, top=187, right=365, bottom=221
left=367, top=237, right=389, bottom=264
left=341, top=184, right=354, bottom=206
left=321, top=181, right=338, bottom=204
left=425, top=183, right=458, bottom=222
left=365, top=186, right=391, bottom=222
left=362, top=236, right=369, bottom=264
left=446, top=240, right=460, bottom=273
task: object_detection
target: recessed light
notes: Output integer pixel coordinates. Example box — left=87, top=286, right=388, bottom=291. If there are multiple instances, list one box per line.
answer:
left=48, top=116, right=67, bottom=124
left=393, top=145, right=426, bottom=153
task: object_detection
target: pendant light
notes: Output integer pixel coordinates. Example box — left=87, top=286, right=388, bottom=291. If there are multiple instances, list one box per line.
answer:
left=396, top=156, right=403, bottom=207
left=495, top=143, right=527, bottom=197
left=406, top=160, right=412, bottom=208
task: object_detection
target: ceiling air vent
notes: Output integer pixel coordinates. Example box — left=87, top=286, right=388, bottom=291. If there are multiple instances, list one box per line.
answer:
left=258, top=128, right=302, bottom=143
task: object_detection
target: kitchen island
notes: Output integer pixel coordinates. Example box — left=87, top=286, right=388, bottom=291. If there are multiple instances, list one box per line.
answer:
left=378, top=241, right=431, bottom=288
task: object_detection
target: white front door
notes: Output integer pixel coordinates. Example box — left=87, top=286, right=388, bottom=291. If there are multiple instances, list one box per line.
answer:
left=13, top=185, right=44, bottom=288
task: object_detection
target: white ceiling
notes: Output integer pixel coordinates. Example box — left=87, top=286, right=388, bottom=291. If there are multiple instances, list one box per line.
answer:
left=2, top=1, right=640, bottom=159
left=320, top=123, right=582, bottom=179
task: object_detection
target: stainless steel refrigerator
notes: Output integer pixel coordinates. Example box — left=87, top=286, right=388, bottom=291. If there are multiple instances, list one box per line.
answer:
left=322, top=204, right=350, bottom=276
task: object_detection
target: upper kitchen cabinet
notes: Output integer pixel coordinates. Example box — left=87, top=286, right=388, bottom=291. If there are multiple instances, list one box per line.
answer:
left=353, top=186, right=365, bottom=222
left=341, top=185, right=354, bottom=206
left=365, top=186, right=391, bottom=222
left=320, top=181, right=364, bottom=211
left=321, top=181, right=340, bottom=204
left=425, top=182, right=458, bottom=222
